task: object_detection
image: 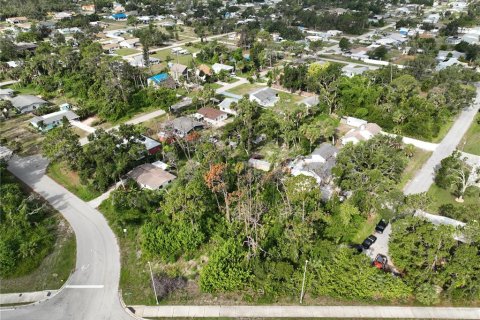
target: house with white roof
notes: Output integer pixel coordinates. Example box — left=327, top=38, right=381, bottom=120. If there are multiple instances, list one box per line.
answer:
left=289, top=143, right=339, bottom=185
left=249, top=87, right=279, bottom=108
left=218, top=98, right=239, bottom=115
left=30, top=110, right=79, bottom=131
left=342, top=123, right=382, bottom=145
left=212, top=63, right=234, bottom=74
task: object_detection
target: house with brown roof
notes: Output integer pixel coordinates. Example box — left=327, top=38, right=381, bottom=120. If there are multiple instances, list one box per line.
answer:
left=342, top=123, right=382, bottom=145
left=102, top=43, right=120, bottom=54
left=128, top=163, right=176, bottom=190
left=196, top=64, right=212, bottom=81
left=195, top=107, right=228, bottom=125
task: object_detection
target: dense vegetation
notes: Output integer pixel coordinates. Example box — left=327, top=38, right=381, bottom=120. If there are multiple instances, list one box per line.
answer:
left=0, top=161, right=55, bottom=277
left=7, top=39, right=177, bottom=121
left=281, top=62, right=478, bottom=141
left=42, top=124, right=148, bottom=192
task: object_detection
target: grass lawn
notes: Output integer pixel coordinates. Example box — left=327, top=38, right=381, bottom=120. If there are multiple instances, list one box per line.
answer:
left=99, top=200, right=157, bottom=306
left=0, top=114, right=44, bottom=156
left=204, top=82, right=222, bottom=90
left=432, top=118, right=455, bottom=143
left=115, top=48, right=141, bottom=56
left=426, top=184, right=480, bottom=214
left=277, top=91, right=305, bottom=104
left=151, top=47, right=199, bottom=66
left=458, top=116, right=480, bottom=155
left=398, top=148, right=432, bottom=189
left=352, top=216, right=379, bottom=244
left=47, top=162, right=101, bottom=201
left=228, top=83, right=266, bottom=96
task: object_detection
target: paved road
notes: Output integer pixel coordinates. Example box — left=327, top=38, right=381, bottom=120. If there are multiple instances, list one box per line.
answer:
left=0, top=80, right=19, bottom=87
left=3, top=155, right=131, bottom=320
left=403, top=83, right=480, bottom=195
left=131, top=305, right=480, bottom=319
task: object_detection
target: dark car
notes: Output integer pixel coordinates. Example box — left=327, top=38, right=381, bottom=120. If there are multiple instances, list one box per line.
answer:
left=361, top=235, right=377, bottom=249
left=375, top=219, right=389, bottom=234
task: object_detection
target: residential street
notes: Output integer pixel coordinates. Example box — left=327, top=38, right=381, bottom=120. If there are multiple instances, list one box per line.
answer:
left=3, top=155, right=131, bottom=320
left=403, top=83, right=480, bottom=195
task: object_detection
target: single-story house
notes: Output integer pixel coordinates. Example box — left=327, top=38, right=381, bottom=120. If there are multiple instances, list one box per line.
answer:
left=6, top=17, right=28, bottom=24
left=119, top=38, right=140, bottom=48
left=342, top=65, right=370, bottom=78
left=436, top=50, right=465, bottom=62
left=248, top=158, right=271, bottom=171
left=170, top=97, right=193, bottom=113
left=7, top=95, right=48, bottom=113
left=158, top=116, right=204, bottom=140
left=128, top=163, right=176, bottom=190
left=110, top=13, right=127, bottom=20
left=0, top=88, right=14, bottom=100
left=218, top=97, right=239, bottom=115
left=436, top=58, right=468, bottom=71
left=297, top=95, right=319, bottom=108
left=196, top=64, right=212, bottom=78
left=195, top=107, right=228, bottom=125
left=344, top=116, right=367, bottom=128
left=140, top=135, right=161, bottom=155
left=212, top=63, right=234, bottom=74
left=169, top=63, right=188, bottom=81
left=30, top=110, right=79, bottom=131
left=125, top=55, right=160, bottom=67
left=147, top=73, right=176, bottom=89
left=54, top=12, right=73, bottom=20
left=249, top=87, right=279, bottom=108
left=342, top=123, right=382, bottom=145
left=289, top=143, right=338, bottom=185
left=462, top=33, right=479, bottom=45
left=102, top=43, right=120, bottom=54
left=446, top=36, right=462, bottom=45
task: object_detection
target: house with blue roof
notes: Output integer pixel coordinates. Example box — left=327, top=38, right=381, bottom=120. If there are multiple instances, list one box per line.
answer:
left=110, top=13, right=127, bottom=20
left=147, top=73, right=176, bottom=89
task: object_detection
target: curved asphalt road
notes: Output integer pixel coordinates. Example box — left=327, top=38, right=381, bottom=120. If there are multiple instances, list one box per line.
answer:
left=3, top=155, right=131, bottom=320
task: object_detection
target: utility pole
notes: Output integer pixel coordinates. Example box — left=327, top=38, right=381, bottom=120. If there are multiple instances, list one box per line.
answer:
left=148, top=261, right=159, bottom=305
left=300, top=259, right=309, bottom=304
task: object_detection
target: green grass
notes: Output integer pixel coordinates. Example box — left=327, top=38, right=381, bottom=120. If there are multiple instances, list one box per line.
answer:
left=116, top=48, right=141, bottom=56
left=426, top=184, right=480, bottom=214
left=99, top=200, right=156, bottom=306
left=228, top=83, right=266, bottom=96
left=0, top=113, right=44, bottom=156
left=151, top=47, right=199, bottom=66
left=0, top=174, right=76, bottom=293
left=459, top=116, right=480, bottom=155
left=47, top=162, right=101, bottom=201
left=352, top=216, right=378, bottom=244
left=204, top=82, right=222, bottom=90
left=277, top=91, right=305, bottom=103
left=431, top=118, right=455, bottom=143
left=398, top=149, right=432, bottom=189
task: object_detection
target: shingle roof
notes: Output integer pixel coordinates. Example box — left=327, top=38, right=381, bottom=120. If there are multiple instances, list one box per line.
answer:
left=250, top=87, right=278, bottom=104
left=197, top=107, right=227, bottom=120
left=312, top=143, right=338, bottom=160
left=128, top=163, right=176, bottom=189
left=8, top=95, right=47, bottom=110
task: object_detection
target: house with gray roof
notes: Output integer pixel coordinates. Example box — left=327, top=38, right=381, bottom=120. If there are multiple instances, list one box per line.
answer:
left=30, top=110, right=79, bottom=131
left=297, top=95, right=319, bottom=108
left=289, top=142, right=339, bottom=185
left=7, top=95, right=48, bottom=113
left=249, top=87, right=279, bottom=107
left=158, top=116, right=204, bottom=140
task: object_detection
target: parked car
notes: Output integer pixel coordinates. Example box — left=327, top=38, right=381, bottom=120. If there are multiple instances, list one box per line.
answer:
left=373, top=254, right=388, bottom=270
left=361, top=235, right=377, bottom=249
left=375, top=219, right=389, bottom=234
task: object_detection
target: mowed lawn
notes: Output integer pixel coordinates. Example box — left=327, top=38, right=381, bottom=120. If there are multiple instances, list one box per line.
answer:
left=0, top=114, right=44, bottom=156
left=459, top=116, right=480, bottom=155
left=227, top=83, right=266, bottom=96
left=426, top=184, right=480, bottom=214
left=47, top=162, right=101, bottom=201
left=115, top=48, right=141, bottom=56
left=151, top=46, right=199, bottom=66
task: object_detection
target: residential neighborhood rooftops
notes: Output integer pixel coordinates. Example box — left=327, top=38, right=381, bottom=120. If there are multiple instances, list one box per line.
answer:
left=30, top=110, right=79, bottom=127
left=312, top=143, right=338, bottom=160
left=7, top=95, right=48, bottom=112
left=249, top=87, right=279, bottom=107
left=196, top=107, right=227, bottom=121
left=128, top=163, right=176, bottom=190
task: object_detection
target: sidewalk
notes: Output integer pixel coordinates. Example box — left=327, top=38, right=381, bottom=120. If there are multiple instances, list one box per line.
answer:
left=0, top=290, right=57, bottom=306
left=129, top=305, right=480, bottom=319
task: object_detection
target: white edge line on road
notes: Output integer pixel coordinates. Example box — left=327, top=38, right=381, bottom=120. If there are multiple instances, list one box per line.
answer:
left=0, top=308, right=15, bottom=312
left=65, top=285, right=104, bottom=289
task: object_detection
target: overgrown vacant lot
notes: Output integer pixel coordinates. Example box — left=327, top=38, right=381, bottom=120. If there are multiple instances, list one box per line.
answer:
left=0, top=172, right=76, bottom=294
left=47, top=162, right=101, bottom=201
left=0, top=114, right=44, bottom=156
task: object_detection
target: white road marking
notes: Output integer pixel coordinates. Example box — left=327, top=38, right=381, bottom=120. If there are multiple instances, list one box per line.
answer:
left=0, top=308, right=15, bottom=312
left=65, top=285, right=104, bottom=289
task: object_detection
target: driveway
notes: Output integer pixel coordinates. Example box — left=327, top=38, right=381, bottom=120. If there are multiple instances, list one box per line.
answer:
left=3, top=155, right=132, bottom=320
